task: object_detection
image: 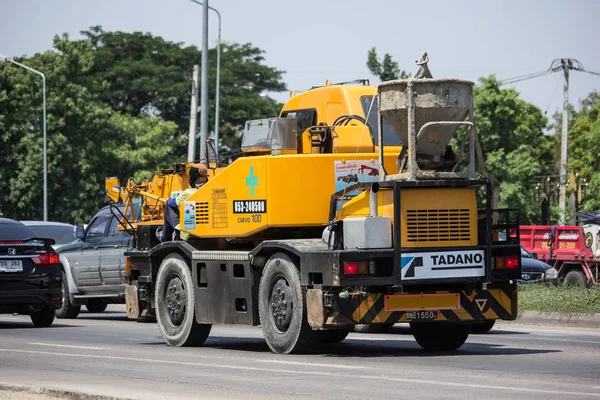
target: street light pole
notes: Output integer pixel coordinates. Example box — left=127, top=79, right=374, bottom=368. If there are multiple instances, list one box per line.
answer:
left=190, top=0, right=221, bottom=159
left=0, top=55, right=47, bottom=221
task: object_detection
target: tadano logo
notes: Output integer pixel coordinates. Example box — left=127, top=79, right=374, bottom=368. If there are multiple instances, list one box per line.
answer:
left=401, top=250, right=485, bottom=280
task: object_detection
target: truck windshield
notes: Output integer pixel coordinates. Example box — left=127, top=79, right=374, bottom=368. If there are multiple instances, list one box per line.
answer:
left=360, top=96, right=403, bottom=147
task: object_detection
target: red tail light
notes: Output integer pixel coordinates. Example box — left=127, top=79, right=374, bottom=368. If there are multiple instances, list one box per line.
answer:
left=0, top=240, right=24, bottom=244
left=33, top=251, right=60, bottom=265
left=505, top=255, right=519, bottom=269
left=343, top=261, right=368, bottom=275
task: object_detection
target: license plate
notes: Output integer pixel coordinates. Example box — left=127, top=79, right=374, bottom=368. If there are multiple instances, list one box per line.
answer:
left=0, top=259, right=23, bottom=272
left=405, top=311, right=438, bottom=321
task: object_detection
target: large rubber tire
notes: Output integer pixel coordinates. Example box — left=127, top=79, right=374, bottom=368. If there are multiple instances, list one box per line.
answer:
left=471, top=320, right=496, bottom=334
left=155, top=254, right=211, bottom=347
left=86, top=299, right=108, bottom=313
left=258, top=253, right=320, bottom=354
left=563, top=270, right=588, bottom=288
left=354, top=323, right=394, bottom=334
left=30, top=307, right=55, bottom=327
left=55, top=270, right=80, bottom=319
left=321, top=329, right=350, bottom=343
left=410, top=322, right=471, bottom=351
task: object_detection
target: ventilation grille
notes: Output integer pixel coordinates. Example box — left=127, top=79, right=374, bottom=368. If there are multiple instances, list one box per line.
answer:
left=195, top=202, right=209, bottom=225
left=406, top=209, right=471, bottom=242
left=212, top=189, right=228, bottom=228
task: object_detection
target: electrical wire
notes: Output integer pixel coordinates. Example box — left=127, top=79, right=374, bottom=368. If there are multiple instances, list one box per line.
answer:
left=544, top=73, right=563, bottom=115
left=499, top=69, right=555, bottom=85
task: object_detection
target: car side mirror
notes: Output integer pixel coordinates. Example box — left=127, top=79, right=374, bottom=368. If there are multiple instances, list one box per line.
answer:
left=75, top=226, right=85, bottom=240
left=530, top=252, right=538, bottom=259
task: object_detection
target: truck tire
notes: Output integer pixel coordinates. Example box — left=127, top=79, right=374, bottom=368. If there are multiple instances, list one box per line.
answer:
left=31, top=307, right=55, bottom=327
left=563, top=270, right=588, bottom=288
left=155, top=253, right=211, bottom=347
left=258, top=253, right=319, bottom=354
left=471, top=320, right=495, bottom=333
left=86, top=299, right=108, bottom=313
left=410, top=322, right=470, bottom=351
left=55, top=270, right=80, bottom=319
left=321, top=329, right=350, bottom=343
left=354, top=323, right=394, bottom=333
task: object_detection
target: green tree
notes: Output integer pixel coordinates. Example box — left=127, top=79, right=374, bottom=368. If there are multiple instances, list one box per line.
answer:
left=473, top=76, right=552, bottom=224
left=366, top=47, right=409, bottom=82
left=567, top=92, right=600, bottom=211
left=0, top=27, right=288, bottom=223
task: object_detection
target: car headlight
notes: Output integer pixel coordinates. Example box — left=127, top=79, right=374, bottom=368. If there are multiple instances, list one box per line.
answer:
left=544, top=268, right=558, bottom=280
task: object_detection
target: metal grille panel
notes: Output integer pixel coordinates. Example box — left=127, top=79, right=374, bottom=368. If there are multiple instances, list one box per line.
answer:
left=195, top=202, right=209, bottom=225
left=406, top=209, right=471, bottom=242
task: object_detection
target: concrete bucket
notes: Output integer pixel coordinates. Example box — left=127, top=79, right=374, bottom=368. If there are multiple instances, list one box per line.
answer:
left=378, top=79, right=474, bottom=172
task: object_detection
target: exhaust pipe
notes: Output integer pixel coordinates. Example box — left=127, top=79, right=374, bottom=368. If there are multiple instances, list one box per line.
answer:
left=369, top=183, right=379, bottom=217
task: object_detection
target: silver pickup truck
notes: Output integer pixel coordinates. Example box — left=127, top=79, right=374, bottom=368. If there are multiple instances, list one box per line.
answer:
left=56, top=203, right=137, bottom=318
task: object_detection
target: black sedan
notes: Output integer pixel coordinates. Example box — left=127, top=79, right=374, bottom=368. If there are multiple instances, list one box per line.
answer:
left=519, top=246, right=557, bottom=283
left=0, top=218, right=62, bottom=327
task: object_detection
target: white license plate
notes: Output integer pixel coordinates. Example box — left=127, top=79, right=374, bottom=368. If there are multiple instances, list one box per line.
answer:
left=0, top=259, right=23, bottom=272
left=405, top=311, right=438, bottom=321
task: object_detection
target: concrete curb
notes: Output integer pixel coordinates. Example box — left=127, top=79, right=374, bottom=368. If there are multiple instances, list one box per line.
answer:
left=0, top=383, right=131, bottom=400
left=499, top=311, right=600, bottom=329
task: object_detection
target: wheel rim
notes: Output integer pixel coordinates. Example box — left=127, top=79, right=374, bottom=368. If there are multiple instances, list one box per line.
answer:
left=269, top=277, right=293, bottom=333
left=164, top=275, right=187, bottom=326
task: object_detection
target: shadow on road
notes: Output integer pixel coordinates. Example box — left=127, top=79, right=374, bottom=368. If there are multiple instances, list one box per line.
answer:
left=0, top=321, right=77, bottom=329
left=317, top=338, right=561, bottom=358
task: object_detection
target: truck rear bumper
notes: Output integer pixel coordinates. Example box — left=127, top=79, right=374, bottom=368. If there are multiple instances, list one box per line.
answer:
left=308, top=286, right=518, bottom=328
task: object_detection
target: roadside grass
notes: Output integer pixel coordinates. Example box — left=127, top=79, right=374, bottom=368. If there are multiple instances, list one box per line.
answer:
left=519, top=284, right=600, bottom=314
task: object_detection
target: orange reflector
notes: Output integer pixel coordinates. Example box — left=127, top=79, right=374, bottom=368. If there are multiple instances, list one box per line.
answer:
left=495, top=256, right=506, bottom=269
left=125, top=257, right=131, bottom=275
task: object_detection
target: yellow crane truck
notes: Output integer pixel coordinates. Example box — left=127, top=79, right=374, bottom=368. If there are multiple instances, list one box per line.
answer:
left=106, top=74, right=521, bottom=354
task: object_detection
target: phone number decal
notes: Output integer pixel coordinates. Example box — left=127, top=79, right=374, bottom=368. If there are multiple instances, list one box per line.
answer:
left=233, top=200, right=267, bottom=214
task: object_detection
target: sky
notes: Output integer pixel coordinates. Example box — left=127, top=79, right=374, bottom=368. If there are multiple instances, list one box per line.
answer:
left=1, top=0, right=599, bottom=119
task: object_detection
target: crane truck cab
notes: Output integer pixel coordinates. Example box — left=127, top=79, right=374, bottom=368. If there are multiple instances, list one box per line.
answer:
left=108, top=75, right=521, bottom=354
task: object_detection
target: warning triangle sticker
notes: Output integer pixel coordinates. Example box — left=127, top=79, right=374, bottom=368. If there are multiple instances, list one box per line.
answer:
left=475, top=299, right=487, bottom=312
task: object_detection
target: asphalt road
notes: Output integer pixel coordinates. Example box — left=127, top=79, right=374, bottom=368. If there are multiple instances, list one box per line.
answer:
left=0, top=306, right=599, bottom=400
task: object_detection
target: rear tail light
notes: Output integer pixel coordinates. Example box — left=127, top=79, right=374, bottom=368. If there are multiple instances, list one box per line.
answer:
left=495, top=255, right=519, bottom=270
left=0, top=240, right=24, bottom=244
left=505, top=255, right=519, bottom=269
left=33, top=251, right=60, bottom=265
left=343, top=261, right=368, bottom=275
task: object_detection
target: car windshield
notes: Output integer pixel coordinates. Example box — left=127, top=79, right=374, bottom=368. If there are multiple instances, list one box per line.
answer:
left=360, top=96, right=403, bottom=147
left=0, top=221, right=36, bottom=240
left=521, top=246, right=532, bottom=258
left=27, top=225, right=75, bottom=244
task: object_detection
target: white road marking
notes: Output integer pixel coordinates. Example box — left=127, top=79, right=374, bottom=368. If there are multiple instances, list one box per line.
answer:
left=493, top=336, right=600, bottom=345
left=2, top=348, right=599, bottom=398
left=256, top=359, right=370, bottom=370
left=28, top=343, right=109, bottom=350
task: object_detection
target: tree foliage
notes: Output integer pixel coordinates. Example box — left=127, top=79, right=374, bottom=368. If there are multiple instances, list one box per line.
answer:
left=0, top=27, right=286, bottom=223
left=366, top=47, right=409, bottom=82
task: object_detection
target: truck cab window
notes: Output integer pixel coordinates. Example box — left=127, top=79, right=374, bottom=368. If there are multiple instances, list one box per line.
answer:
left=282, top=109, right=316, bottom=135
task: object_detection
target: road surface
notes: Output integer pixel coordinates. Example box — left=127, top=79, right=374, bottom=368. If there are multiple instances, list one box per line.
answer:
left=0, top=306, right=598, bottom=399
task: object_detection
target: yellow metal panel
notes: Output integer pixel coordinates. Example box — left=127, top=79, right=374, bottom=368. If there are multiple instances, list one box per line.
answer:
left=384, top=293, right=460, bottom=312
left=400, top=187, right=478, bottom=248
left=180, top=153, right=399, bottom=238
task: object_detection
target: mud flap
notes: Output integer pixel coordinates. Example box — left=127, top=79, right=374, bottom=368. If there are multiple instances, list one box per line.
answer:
left=125, top=284, right=140, bottom=320
left=306, top=288, right=326, bottom=328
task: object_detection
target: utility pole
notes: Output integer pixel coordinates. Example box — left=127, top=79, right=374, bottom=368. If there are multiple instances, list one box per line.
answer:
left=558, top=59, right=573, bottom=225
left=199, top=0, right=209, bottom=164
left=188, top=65, right=199, bottom=162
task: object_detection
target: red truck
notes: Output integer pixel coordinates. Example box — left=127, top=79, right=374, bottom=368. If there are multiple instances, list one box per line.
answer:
left=519, top=224, right=600, bottom=287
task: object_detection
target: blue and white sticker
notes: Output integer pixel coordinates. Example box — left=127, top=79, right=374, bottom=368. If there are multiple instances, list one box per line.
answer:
left=401, top=250, right=485, bottom=280
left=183, top=201, right=196, bottom=230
